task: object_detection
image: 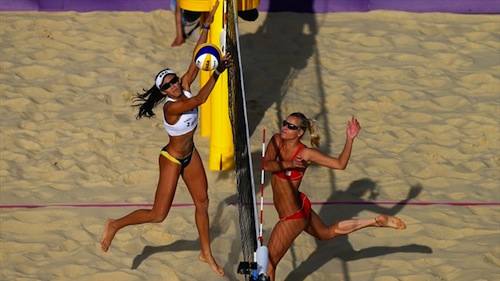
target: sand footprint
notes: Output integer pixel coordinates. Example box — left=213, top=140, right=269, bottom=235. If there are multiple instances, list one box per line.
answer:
left=432, top=53, right=474, bottom=68
left=464, top=31, right=491, bottom=41
left=14, top=65, right=61, bottom=80
left=66, top=73, right=98, bottom=88
left=420, top=41, right=449, bottom=51
left=460, top=73, right=498, bottom=85
left=433, top=96, right=469, bottom=109
left=2, top=97, right=31, bottom=113
left=391, top=53, right=429, bottom=64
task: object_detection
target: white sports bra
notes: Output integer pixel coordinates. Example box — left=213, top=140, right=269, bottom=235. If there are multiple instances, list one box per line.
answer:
left=163, top=90, right=199, bottom=136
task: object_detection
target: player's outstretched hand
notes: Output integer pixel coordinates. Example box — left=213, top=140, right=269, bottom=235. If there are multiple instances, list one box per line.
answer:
left=346, top=116, right=361, bottom=140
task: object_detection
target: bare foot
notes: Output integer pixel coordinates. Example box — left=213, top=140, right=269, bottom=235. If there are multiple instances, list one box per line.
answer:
left=171, top=36, right=185, bottom=47
left=374, top=215, right=406, bottom=230
left=100, top=219, right=117, bottom=252
left=199, top=252, right=225, bottom=276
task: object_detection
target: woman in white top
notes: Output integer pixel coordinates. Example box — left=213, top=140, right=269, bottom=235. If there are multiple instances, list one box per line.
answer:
left=100, top=1, right=229, bottom=276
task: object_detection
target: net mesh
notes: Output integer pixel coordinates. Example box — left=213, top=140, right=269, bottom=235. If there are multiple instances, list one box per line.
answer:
left=226, top=0, right=259, bottom=265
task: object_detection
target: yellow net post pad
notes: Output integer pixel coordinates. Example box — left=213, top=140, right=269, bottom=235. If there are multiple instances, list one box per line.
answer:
left=179, top=0, right=260, bottom=12
left=209, top=69, right=234, bottom=171
left=178, top=0, right=211, bottom=11
left=192, top=0, right=234, bottom=171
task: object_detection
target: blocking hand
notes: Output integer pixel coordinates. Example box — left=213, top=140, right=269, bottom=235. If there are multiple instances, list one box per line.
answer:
left=346, top=116, right=361, bottom=140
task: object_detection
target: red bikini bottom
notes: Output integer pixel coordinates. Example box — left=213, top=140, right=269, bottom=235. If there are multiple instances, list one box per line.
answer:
left=279, top=192, right=311, bottom=221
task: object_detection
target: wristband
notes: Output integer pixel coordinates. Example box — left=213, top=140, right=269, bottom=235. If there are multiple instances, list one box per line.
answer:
left=202, top=24, right=210, bottom=30
left=214, top=68, right=222, bottom=76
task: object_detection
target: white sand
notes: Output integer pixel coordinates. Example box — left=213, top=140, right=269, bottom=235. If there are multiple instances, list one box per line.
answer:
left=1, top=10, right=499, bottom=281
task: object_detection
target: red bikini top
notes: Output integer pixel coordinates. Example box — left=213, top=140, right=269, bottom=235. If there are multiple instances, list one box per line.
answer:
left=273, top=143, right=306, bottom=181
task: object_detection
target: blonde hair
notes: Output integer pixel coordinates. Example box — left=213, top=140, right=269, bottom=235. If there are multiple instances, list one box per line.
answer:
left=289, top=112, right=320, bottom=148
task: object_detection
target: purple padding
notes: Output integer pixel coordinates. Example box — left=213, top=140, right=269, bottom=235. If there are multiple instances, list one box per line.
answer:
left=1, top=0, right=499, bottom=13
left=39, top=0, right=170, bottom=11
left=0, top=0, right=171, bottom=12
left=367, top=0, right=500, bottom=14
left=257, top=0, right=500, bottom=13
left=0, top=0, right=39, bottom=11
left=259, top=0, right=369, bottom=13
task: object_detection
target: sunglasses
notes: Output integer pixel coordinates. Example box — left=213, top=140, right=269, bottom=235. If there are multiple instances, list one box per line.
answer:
left=160, top=75, right=179, bottom=91
left=282, top=120, right=301, bottom=131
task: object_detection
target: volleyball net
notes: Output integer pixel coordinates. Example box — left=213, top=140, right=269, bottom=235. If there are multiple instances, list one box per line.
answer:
left=225, top=0, right=260, bottom=273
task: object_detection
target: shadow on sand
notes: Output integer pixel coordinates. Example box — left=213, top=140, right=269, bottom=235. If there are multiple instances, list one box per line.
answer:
left=131, top=195, right=242, bottom=280
left=284, top=179, right=432, bottom=281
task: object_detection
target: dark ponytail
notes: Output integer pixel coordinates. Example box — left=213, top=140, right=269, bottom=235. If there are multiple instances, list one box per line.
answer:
left=132, top=85, right=166, bottom=119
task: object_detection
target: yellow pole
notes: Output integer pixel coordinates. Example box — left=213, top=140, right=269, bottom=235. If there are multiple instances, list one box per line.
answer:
left=178, top=0, right=211, bottom=11
left=179, top=0, right=234, bottom=171
left=207, top=0, right=234, bottom=170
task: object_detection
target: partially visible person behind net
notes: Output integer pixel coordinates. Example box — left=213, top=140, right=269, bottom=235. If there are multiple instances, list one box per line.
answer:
left=263, top=112, right=407, bottom=280
left=171, top=0, right=259, bottom=47
left=100, top=1, right=231, bottom=276
left=170, top=0, right=203, bottom=47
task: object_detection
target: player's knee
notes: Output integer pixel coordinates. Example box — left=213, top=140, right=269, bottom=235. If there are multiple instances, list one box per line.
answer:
left=328, top=225, right=346, bottom=238
left=194, top=196, right=209, bottom=211
left=150, top=209, right=168, bottom=223
left=316, top=228, right=339, bottom=240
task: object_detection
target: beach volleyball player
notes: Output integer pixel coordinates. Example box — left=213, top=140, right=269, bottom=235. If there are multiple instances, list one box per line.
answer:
left=100, top=1, right=231, bottom=276
left=263, top=113, right=406, bottom=280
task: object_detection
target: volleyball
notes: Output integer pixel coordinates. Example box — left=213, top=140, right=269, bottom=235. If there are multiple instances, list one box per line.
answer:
left=194, top=43, right=222, bottom=71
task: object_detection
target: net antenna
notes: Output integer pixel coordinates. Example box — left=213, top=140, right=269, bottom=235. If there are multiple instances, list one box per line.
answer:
left=224, top=0, right=269, bottom=280
left=253, top=129, right=270, bottom=281
left=258, top=129, right=266, bottom=245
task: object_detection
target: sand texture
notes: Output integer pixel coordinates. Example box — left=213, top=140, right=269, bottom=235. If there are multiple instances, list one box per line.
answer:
left=1, top=10, right=499, bottom=281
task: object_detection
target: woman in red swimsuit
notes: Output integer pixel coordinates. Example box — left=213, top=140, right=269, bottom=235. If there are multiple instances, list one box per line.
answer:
left=263, top=112, right=406, bottom=280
